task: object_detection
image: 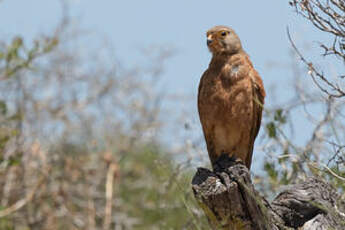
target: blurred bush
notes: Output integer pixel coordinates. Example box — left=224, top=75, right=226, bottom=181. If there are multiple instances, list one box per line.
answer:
left=0, top=14, right=207, bottom=230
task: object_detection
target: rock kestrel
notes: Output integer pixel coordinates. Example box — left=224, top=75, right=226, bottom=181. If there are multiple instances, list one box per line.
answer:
left=198, top=25, right=266, bottom=169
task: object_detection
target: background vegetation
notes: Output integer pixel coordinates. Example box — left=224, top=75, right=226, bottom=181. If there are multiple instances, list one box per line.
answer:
left=0, top=1, right=344, bottom=229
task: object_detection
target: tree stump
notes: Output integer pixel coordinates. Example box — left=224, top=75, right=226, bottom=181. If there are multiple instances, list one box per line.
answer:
left=191, top=155, right=345, bottom=230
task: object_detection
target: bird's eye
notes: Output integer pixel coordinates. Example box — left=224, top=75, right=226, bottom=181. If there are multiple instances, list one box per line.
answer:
left=221, top=31, right=228, bottom=36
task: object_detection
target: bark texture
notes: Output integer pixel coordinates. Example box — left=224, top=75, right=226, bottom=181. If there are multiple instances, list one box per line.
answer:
left=191, top=155, right=345, bottom=230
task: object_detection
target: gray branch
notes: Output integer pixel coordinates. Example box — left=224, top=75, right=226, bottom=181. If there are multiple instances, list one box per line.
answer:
left=192, top=155, right=345, bottom=230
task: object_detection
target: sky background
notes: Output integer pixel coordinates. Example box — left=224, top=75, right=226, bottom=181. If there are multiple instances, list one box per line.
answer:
left=0, top=1, right=308, bottom=96
left=0, top=0, right=334, bottom=169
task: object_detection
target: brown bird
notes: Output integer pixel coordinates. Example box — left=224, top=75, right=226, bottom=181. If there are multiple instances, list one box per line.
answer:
left=198, top=25, right=265, bottom=170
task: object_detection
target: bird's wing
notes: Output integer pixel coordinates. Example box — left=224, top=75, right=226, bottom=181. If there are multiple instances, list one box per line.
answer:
left=244, top=55, right=265, bottom=140
left=197, top=69, right=218, bottom=164
left=252, top=69, right=265, bottom=140
left=198, top=70, right=207, bottom=99
left=244, top=56, right=266, bottom=168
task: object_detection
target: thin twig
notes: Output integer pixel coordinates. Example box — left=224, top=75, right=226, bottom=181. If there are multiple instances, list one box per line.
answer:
left=287, top=27, right=345, bottom=98
left=0, top=175, right=46, bottom=218
left=322, top=164, right=345, bottom=181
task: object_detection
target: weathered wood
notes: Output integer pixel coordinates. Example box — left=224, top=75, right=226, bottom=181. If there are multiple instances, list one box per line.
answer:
left=192, top=155, right=345, bottom=230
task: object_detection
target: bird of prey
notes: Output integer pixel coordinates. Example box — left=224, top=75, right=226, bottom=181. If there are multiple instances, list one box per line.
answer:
left=198, top=25, right=266, bottom=170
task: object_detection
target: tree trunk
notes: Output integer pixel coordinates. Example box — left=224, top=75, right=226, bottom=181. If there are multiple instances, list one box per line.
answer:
left=191, top=155, right=345, bottom=230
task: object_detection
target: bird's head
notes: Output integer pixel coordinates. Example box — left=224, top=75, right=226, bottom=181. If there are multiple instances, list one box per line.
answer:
left=206, top=26, right=242, bottom=56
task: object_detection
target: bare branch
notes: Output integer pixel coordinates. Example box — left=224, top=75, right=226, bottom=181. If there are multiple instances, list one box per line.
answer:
left=287, top=27, right=345, bottom=97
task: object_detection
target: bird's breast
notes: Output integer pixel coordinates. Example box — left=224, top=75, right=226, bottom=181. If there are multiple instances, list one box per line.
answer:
left=199, top=66, right=254, bottom=122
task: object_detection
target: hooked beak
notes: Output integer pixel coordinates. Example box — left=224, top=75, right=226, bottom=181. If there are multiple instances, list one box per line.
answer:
left=207, top=35, right=213, bottom=46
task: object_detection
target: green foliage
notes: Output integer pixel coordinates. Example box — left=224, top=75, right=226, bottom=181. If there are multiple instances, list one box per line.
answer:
left=0, top=32, right=58, bottom=172
left=0, top=35, right=58, bottom=79
left=273, top=109, right=286, bottom=124
left=0, top=217, right=14, bottom=230
left=0, top=20, right=207, bottom=229
left=266, top=122, right=276, bottom=138
left=117, top=145, right=207, bottom=229
left=264, top=161, right=278, bottom=182
left=261, top=104, right=345, bottom=201
left=265, top=108, right=287, bottom=139
left=0, top=101, right=7, bottom=115
left=0, top=137, right=207, bottom=229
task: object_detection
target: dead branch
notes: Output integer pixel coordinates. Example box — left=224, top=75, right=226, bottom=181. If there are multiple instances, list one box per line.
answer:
left=192, top=155, right=345, bottom=229
left=0, top=174, right=46, bottom=218
left=287, top=27, right=345, bottom=98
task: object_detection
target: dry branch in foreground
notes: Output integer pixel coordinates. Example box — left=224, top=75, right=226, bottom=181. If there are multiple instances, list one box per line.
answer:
left=192, top=155, right=345, bottom=230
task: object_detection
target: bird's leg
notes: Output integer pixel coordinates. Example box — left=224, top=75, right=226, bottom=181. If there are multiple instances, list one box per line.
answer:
left=213, top=152, right=244, bottom=172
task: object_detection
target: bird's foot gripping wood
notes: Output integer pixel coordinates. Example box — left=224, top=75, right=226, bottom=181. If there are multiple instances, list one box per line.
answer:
left=191, top=155, right=345, bottom=230
left=212, top=153, right=245, bottom=172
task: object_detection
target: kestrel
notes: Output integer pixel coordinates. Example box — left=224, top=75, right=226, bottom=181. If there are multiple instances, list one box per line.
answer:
left=198, top=25, right=265, bottom=170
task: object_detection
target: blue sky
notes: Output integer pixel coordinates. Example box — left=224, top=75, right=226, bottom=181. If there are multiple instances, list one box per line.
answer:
left=0, top=1, right=294, bottom=96
left=0, top=0, right=332, bottom=168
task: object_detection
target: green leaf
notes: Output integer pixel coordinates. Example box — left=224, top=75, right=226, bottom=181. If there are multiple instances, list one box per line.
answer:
left=274, top=109, right=286, bottom=124
left=266, top=122, right=276, bottom=138
left=8, top=155, right=21, bottom=166
left=0, top=101, right=6, bottom=115
left=264, top=161, right=278, bottom=181
left=6, top=37, right=23, bottom=62
left=278, top=155, right=288, bottom=164
left=43, top=37, right=59, bottom=53
left=12, top=36, right=23, bottom=49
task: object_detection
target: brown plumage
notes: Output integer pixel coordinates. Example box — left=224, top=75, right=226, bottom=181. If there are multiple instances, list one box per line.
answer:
left=198, top=25, right=265, bottom=169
